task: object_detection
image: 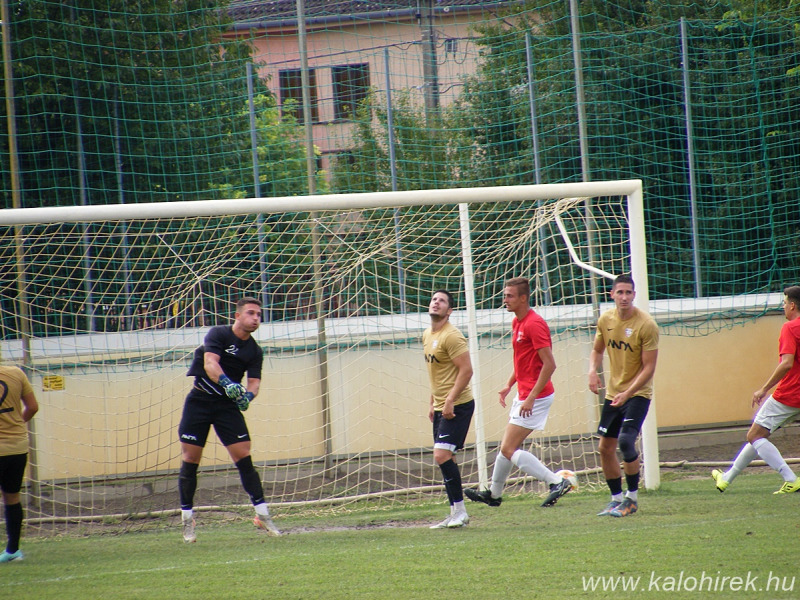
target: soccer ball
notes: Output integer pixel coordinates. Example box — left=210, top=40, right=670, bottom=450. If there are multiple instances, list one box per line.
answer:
left=555, top=469, right=578, bottom=490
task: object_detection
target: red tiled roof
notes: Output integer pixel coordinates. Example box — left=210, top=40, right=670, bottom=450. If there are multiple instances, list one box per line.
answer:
left=228, top=0, right=511, bottom=26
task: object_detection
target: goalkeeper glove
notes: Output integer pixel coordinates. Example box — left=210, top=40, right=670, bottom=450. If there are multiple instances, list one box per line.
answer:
left=236, top=391, right=254, bottom=412
left=218, top=374, right=247, bottom=400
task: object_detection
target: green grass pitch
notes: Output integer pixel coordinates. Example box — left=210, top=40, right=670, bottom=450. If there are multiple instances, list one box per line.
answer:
left=2, top=472, right=797, bottom=600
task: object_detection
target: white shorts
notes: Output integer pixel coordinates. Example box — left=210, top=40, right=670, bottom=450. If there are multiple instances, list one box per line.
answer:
left=508, top=392, right=555, bottom=431
left=753, top=396, right=800, bottom=433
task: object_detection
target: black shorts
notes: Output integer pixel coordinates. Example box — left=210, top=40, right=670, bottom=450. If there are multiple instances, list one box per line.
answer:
left=0, top=453, right=28, bottom=494
left=597, top=396, right=651, bottom=439
left=432, top=400, right=475, bottom=453
left=178, top=389, right=251, bottom=447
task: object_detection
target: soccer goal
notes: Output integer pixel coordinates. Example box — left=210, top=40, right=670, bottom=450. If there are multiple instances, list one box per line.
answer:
left=0, top=180, right=656, bottom=532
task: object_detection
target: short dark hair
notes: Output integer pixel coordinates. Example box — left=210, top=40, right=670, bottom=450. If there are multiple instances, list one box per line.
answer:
left=504, top=277, right=530, bottom=297
left=612, top=273, right=635, bottom=290
left=432, top=289, right=455, bottom=309
left=784, top=286, right=800, bottom=309
left=236, top=297, right=262, bottom=310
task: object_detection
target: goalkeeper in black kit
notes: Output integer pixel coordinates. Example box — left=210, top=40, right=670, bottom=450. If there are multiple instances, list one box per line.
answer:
left=177, top=297, right=280, bottom=542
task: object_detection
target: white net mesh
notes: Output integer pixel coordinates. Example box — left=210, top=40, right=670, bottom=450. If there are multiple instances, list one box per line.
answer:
left=0, top=187, right=641, bottom=532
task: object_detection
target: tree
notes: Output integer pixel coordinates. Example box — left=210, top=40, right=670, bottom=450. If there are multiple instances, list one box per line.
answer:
left=0, top=1, right=316, bottom=335
left=0, top=0, right=310, bottom=209
left=444, top=0, right=800, bottom=299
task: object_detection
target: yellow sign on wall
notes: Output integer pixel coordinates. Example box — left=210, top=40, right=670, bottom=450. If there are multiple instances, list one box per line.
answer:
left=42, top=375, right=65, bottom=391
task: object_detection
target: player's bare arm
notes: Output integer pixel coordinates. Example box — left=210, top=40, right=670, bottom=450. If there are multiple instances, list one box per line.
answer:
left=498, top=374, right=515, bottom=407
left=752, top=353, right=794, bottom=407
left=587, top=336, right=606, bottom=394
left=246, top=378, right=261, bottom=398
left=204, top=352, right=225, bottom=382
left=21, top=391, right=39, bottom=423
left=610, top=348, right=658, bottom=407
left=443, top=352, right=473, bottom=419
left=520, top=346, right=556, bottom=417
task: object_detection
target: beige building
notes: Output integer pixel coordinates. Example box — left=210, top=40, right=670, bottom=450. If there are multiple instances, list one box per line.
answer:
left=226, top=0, right=514, bottom=171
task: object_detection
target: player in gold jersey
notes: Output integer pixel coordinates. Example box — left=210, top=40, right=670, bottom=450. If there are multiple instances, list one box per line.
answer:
left=588, top=274, right=658, bottom=518
left=423, top=290, right=475, bottom=528
left=0, top=365, right=39, bottom=563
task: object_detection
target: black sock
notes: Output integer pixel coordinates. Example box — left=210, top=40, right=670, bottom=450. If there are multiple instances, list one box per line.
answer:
left=625, top=471, right=640, bottom=494
left=179, top=461, right=199, bottom=511
left=607, top=476, right=623, bottom=496
left=438, top=459, right=464, bottom=505
left=236, top=456, right=265, bottom=505
left=4, top=503, right=23, bottom=554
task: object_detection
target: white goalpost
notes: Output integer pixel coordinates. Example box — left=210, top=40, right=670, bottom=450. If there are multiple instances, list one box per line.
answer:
left=552, top=185, right=659, bottom=490
left=0, top=179, right=658, bottom=532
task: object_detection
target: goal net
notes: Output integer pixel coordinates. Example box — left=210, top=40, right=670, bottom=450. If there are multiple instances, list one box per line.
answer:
left=0, top=181, right=652, bottom=533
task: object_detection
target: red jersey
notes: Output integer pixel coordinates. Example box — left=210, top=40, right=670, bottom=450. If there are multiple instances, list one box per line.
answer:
left=512, top=309, right=555, bottom=400
left=773, top=317, right=800, bottom=408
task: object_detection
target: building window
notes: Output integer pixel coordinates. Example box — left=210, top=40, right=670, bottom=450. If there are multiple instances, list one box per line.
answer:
left=279, top=68, right=318, bottom=123
left=332, top=63, right=370, bottom=120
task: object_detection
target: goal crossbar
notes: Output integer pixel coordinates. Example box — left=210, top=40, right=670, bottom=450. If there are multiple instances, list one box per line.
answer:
left=0, top=180, right=643, bottom=225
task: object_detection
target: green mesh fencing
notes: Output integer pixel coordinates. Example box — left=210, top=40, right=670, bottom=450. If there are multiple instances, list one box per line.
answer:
left=2, top=0, right=797, bottom=332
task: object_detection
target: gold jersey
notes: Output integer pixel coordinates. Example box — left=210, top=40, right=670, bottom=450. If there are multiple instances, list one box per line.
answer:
left=595, top=307, right=659, bottom=400
left=423, top=322, right=473, bottom=410
left=0, top=366, right=35, bottom=456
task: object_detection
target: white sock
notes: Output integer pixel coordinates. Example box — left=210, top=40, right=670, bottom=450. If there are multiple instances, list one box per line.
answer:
left=752, top=438, right=797, bottom=481
left=611, top=493, right=624, bottom=503
left=626, top=489, right=638, bottom=501
left=181, top=509, right=193, bottom=521
left=453, top=500, right=466, bottom=515
left=724, top=442, right=758, bottom=482
left=511, top=449, right=560, bottom=486
left=254, top=502, right=270, bottom=518
left=490, top=453, right=513, bottom=498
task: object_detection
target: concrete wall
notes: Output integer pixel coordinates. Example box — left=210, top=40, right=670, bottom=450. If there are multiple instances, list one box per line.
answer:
left=22, top=312, right=783, bottom=482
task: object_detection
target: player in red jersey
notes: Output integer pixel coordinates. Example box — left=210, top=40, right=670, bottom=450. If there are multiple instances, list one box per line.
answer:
left=712, top=285, right=800, bottom=494
left=465, top=277, right=573, bottom=509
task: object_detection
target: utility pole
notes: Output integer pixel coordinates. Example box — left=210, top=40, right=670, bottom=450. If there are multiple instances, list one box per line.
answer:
left=419, top=0, right=440, bottom=125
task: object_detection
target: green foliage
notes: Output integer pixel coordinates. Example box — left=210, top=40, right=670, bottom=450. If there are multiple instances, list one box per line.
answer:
left=0, top=0, right=310, bottom=209
left=424, top=0, right=800, bottom=298
left=211, top=94, right=316, bottom=199
left=1, top=0, right=798, bottom=334
left=330, top=91, right=453, bottom=193
left=325, top=0, right=800, bottom=300
left=0, top=1, right=320, bottom=334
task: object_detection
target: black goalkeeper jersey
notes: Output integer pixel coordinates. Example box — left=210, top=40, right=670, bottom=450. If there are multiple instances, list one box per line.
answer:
left=187, top=325, right=263, bottom=397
